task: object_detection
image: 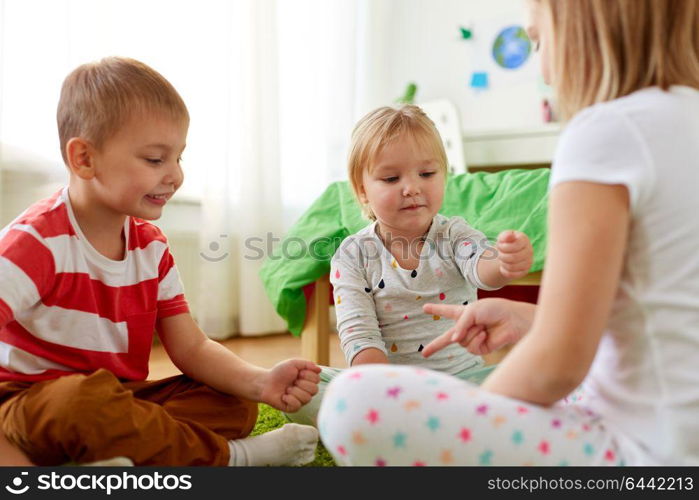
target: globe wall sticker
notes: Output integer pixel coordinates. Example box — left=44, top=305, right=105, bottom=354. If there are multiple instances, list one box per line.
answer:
left=492, top=25, right=532, bottom=70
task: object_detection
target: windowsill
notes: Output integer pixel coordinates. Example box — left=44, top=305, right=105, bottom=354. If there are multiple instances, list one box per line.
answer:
left=463, top=124, right=562, bottom=168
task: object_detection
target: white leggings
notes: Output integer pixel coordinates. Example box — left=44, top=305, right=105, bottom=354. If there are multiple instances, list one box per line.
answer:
left=317, top=365, right=627, bottom=466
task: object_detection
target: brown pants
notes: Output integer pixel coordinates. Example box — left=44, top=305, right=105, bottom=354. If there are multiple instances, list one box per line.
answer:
left=0, top=369, right=258, bottom=466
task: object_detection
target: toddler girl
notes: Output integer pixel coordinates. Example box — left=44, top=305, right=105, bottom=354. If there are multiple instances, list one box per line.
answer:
left=287, top=105, right=532, bottom=426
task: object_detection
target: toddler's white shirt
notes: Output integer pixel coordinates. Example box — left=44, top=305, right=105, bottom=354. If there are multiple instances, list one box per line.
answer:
left=331, top=214, right=498, bottom=373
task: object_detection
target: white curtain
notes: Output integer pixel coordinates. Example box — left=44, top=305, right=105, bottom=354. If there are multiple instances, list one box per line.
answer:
left=199, top=0, right=375, bottom=338
left=196, top=0, right=288, bottom=338
left=0, top=0, right=375, bottom=338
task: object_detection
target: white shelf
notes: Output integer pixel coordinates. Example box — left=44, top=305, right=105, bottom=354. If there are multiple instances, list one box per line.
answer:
left=463, top=124, right=562, bottom=168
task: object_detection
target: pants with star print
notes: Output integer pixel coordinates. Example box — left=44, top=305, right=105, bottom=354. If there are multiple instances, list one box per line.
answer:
left=285, top=362, right=495, bottom=427
left=317, top=364, right=626, bottom=466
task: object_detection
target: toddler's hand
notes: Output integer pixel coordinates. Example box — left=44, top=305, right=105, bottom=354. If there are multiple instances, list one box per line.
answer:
left=496, top=230, right=533, bottom=280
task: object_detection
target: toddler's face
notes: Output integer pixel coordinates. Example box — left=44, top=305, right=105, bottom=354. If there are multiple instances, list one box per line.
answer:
left=89, top=113, right=187, bottom=221
left=359, top=133, right=444, bottom=238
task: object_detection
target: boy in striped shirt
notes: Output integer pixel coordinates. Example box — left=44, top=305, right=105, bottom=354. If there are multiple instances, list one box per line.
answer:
left=0, top=57, right=320, bottom=466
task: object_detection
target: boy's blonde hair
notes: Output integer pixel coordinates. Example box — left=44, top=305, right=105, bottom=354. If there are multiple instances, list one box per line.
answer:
left=542, top=0, right=699, bottom=120
left=348, top=104, right=448, bottom=220
left=57, top=57, right=190, bottom=163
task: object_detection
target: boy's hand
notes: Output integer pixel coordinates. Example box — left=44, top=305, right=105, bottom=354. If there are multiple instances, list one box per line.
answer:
left=259, top=359, right=321, bottom=413
left=496, top=230, right=533, bottom=280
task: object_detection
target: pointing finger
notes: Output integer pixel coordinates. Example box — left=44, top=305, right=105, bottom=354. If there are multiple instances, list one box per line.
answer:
left=423, top=303, right=466, bottom=320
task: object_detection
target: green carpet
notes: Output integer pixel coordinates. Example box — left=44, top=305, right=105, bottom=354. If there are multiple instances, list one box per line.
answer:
left=252, top=404, right=336, bottom=467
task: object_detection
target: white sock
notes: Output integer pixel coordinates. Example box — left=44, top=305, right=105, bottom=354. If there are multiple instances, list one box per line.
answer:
left=228, top=423, right=319, bottom=466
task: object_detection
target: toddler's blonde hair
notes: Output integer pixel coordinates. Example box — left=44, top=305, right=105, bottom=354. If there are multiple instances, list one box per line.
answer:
left=57, top=57, right=190, bottom=164
left=541, top=0, right=699, bottom=120
left=348, top=104, right=448, bottom=220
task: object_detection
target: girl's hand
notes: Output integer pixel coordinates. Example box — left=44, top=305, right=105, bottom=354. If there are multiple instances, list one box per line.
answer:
left=421, top=299, right=534, bottom=357
left=496, top=230, right=533, bottom=280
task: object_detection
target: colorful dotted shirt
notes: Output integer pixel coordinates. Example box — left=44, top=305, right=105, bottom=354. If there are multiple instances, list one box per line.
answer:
left=330, top=214, right=499, bottom=373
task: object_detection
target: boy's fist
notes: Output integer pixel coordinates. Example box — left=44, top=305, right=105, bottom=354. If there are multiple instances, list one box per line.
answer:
left=261, top=359, right=321, bottom=413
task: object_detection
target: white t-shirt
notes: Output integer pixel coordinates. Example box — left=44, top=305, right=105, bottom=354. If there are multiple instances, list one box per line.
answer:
left=550, top=86, right=699, bottom=465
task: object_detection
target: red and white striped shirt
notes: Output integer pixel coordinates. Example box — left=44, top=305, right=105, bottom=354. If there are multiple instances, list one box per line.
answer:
left=0, top=187, right=189, bottom=382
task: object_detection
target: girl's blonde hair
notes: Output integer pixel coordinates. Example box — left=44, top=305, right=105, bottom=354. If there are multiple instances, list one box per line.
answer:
left=542, top=0, right=699, bottom=120
left=348, top=104, right=448, bottom=220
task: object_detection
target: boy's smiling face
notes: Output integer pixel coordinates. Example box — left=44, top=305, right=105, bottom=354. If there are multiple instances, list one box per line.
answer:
left=359, top=133, right=445, bottom=239
left=88, top=113, right=188, bottom=221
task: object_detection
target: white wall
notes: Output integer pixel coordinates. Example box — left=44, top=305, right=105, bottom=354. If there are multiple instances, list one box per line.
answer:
left=359, top=0, right=550, bottom=133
